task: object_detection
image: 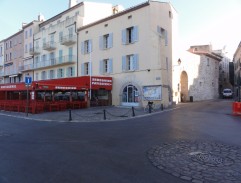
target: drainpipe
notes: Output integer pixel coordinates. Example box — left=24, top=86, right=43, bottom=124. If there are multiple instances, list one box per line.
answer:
left=74, top=21, right=79, bottom=77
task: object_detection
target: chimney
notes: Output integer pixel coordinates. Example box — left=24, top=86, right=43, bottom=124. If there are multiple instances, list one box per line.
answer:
left=69, top=0, right=77, bottom=8
left=38, top=13, right=45, bottom=21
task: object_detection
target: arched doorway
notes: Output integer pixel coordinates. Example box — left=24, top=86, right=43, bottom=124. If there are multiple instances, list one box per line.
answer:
left=180, top=71, right=188, bottom=102
left=122, top=84, right=139, bottom=106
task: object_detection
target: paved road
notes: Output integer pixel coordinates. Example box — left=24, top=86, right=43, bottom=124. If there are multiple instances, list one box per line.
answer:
left=0, top=99, right=240, bottom=183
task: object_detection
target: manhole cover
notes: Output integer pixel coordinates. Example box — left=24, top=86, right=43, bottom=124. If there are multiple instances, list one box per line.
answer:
left=147, top=141, right=241, bottom=182
left=189, top=152, right=234, bottom=167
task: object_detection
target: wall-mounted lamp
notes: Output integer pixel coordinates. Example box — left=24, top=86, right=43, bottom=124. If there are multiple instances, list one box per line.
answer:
left=147, top=69, right=150, bottom=72
left=177, top=58, right=181, bottom=65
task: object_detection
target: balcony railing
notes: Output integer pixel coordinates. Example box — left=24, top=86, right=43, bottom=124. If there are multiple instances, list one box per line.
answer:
left=33, top=55, right=76, bottom=70
left=60, top=34, right=77, bottom=46
left=3, top=67, right=19, bottom=76
left=29, top=47, right=41, bottom=55
left=19, top=64, right=34, bottom=72
left=42, top=42, right=56, bottom=51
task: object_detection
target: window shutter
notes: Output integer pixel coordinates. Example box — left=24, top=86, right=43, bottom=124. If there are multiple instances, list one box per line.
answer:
left=134, top=54, right=139, bottom=70
left=122, top=56, right=126, bottom=71
left=57, top=69, right=60, bottom=78
left=99, top=36, right=103, bottom=50
left=108, top=33, right=113, bottom=48
left=88, top=62, right=92, bottom=75
left=62, top=68, right=65, bottom=78
left=66, top=67, right=69, bottom=77
left=165, top=30, right=168, bottom=46
left=88, top=39, right=92, bottom=52
left=99, top=60, right=104, bottom=74
left=72, top=66, right=75, bottom=77
left=81, top=42, right=84, bottom=54
left=81, top=63, right=85, bottom=75
left=133, top=26, right=139, bottom=42
left=108, top=58, right=113, bottom=73
left=122, top=29, right=126, bottom=45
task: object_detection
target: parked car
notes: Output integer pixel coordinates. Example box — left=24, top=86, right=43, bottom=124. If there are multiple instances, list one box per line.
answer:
left=222, top=88, right=233, bottom=99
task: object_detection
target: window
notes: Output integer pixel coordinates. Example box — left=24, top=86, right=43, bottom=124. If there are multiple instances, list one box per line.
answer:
left=49, top=70, right=55, bottom=79
left=10, top=41, right=12, bottom=48
left=99, top=33, right=113, bottom=49
left=57, top=68, right=64, bottom=78
left=99, top=59, right=113, bottom=74
left=81, top=40, right=92, bottom=54
left=25, top=31, right=28, bottom=39
left=122, top=54, right=139, bottom=71
left=36, top=73, right=39, bottom=80
left=81, top=62, right=91, bottom=75
left=5, top=54, right=8, bottom=61
left=207, top=58, right=210, bottom=66
left=122, top=26, right=138, bottom=44
left=59, top=31, right=63, bottom=42
left=157, top=26, right=168, bottom=46
left=41, top=71, right=47, bottom=80
left=25, top=44, right=28, bottom=53
left=5, top=42, right=8, bottom=49
left=67, top=66, right=75, bottom=77
left=29, top=29, right=32, bottom=37
left=9, top=53, right=12, bottom=60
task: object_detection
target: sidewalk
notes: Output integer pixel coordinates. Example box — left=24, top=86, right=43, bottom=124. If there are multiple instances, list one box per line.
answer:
left=0, top=105, right=170, bottom=123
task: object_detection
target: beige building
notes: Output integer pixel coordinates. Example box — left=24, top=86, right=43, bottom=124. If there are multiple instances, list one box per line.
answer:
left=3, top=30, right=24, bottom=83
left=0, top=40, right=4, bottom=83
left=78, top=1, right=178, bottom=108
left=172, top=45, right=222, bottom=103
left=233, top=41, right=241, bottom=101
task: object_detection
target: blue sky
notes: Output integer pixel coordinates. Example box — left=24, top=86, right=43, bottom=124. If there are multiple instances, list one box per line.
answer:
left=0, top=0, right=240, bottom=58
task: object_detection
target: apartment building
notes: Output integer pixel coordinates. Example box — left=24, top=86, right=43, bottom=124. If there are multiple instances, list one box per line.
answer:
left=173, top=45, right=222, bottom=103
left=0, top=40, right=4, bottom=83
left=21, top=16, right=44, bottom=80
left=32, top=1, right=114, bottom=82
left=233, top=41, right=241, bottom=101
left=3, top=30, right=24, bottom=83
left=78, top=1, right=178, bottom=107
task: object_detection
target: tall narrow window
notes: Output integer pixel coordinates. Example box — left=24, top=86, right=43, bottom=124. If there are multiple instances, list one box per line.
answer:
left=122, top=26, right=138, bottom=44
left=122, top=54, right=139, bottom=71
left=81, top=40, right=92, bottom=54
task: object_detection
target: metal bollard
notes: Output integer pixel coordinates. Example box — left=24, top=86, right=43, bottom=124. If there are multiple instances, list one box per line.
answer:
left=103, top=109, right=106, bottom=120
left=132, top=106, right=135, bottom=117
left=69, top=108, right=72, bottom=121
left=161, top=104, right=164, bottom=111
left=148, top=104, right=151, bottom=113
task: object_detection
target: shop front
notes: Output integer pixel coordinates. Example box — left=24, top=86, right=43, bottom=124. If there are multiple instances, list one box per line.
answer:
left=0, top=76, right=112, bottom=113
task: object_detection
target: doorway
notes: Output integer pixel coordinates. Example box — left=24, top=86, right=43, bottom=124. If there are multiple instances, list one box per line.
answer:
left=180, top=71, right=188, bottom=102
left=122, top=84, right=139, bottom=106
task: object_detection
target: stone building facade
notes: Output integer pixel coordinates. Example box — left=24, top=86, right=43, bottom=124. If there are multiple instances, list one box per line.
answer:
left=172, top=45, right=222, bottom=103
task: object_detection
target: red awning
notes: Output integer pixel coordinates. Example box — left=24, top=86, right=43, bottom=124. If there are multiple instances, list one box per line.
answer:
left=0, top=76, right=112, bottom=91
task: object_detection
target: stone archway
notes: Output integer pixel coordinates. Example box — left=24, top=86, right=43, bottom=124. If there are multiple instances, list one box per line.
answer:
left=180, top=71, right=188, bottom=102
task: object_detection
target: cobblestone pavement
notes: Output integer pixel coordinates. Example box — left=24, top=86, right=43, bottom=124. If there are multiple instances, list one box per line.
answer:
left=147, top=140, right=241, bottom=183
